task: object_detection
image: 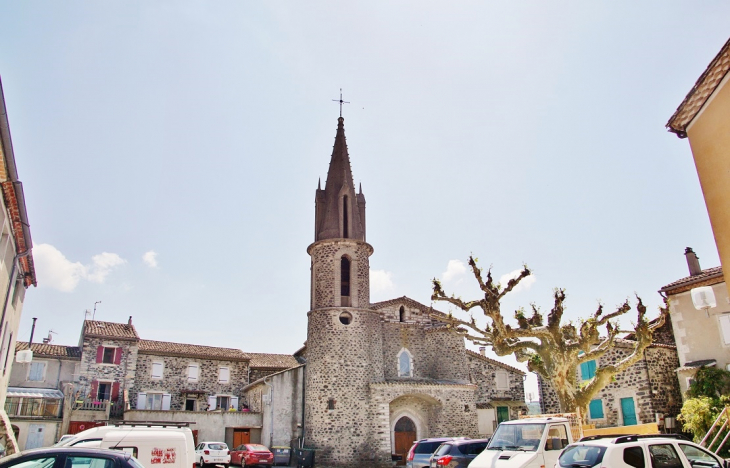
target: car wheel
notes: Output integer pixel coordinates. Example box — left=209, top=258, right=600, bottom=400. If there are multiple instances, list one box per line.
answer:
left=198, top=458, right=205, bottom=468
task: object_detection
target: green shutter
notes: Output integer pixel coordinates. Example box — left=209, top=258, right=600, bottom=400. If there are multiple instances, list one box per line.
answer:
left=580, top=360, right=596, bottom=380
left=589, top=399, right=604, bottom=419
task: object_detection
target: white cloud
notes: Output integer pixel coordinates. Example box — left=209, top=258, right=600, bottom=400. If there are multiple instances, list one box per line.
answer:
left=34, top=243, right=126, bottom=292
left=370, top=269, right=395, bottom=294
left=442, top=259, right=467, bottom=283
left=142, top=250, right=158, bottom=268
left=499, top=269, right=536, bottom=294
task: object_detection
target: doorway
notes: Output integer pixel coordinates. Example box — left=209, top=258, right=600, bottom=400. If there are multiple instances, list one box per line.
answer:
left=25, top=424, right=44, bottom=450
left=620, top=397, right=637, bottom=426
left=393, top=417, right=416, bottom=466
left=497, top=406, right=510, bottom=424
left=233, top=429, right=250, bottom=447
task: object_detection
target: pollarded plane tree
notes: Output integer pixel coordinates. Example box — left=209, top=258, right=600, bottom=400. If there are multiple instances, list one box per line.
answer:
left=431, top=256, right=668, bottom=418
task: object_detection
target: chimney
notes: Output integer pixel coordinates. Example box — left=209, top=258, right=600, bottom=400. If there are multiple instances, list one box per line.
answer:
left=479, top=346, right=486, bottom=356
left=128, top=316, right=133, bottom=325
left=685, top=247, right=702, bottom=276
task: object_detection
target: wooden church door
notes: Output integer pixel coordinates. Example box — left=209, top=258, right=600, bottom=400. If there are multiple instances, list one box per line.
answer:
left=394, top=416, right=417, bottom=466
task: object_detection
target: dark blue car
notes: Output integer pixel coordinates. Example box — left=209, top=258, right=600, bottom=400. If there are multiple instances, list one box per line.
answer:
left=0, top=447, right=145, bottom=468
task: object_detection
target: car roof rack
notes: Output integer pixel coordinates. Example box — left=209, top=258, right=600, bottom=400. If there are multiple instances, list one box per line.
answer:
left=111, top=421, right=195, bottom=427
left=578, top=434, right=689, bottom=443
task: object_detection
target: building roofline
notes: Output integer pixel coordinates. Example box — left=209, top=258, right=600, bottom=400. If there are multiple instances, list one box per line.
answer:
left=243, top=364, right=305, bottom=391
left=667, top=37, right=730, bottom=138
left=659, top=266, right=724, bottom=294
left=465, top=349, right=526, bottom=375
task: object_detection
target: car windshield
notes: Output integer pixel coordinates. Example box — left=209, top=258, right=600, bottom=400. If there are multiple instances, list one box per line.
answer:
left=247, top=445, right=269, bottom=452
left=415, top=441, right=446, bottom=454
left=487, top=424, right=545, bottom=452
left=558, top=445, right=606, bottom=467
left=207, top=444, right=227, bottom=450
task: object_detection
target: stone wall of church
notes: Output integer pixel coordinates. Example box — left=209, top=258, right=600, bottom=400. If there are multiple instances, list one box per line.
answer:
left=308, top=239, right=372, bottom=309
left=466, top=353, right=525, bottom=404
left=538, top=344, right=681, bottom=428
left=304, top=307, right=385, bottom=467
left=380, top=324, right=468, bottom=382
left=131, top=353, right=248, bottom=410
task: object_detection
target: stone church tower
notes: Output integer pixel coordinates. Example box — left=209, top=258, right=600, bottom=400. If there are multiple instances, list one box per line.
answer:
left=305, top=117, right=387, bottom=466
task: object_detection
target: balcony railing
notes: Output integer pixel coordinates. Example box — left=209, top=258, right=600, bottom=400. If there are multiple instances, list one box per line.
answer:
left=72, top=399, right=109, bottom=412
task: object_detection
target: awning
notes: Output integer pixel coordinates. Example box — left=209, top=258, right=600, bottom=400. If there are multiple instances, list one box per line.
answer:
left=7, top=387, right=64, bottom=399
left=488, top=400, right=526, bottom=408
left=676, top=359, right=717, bottom=372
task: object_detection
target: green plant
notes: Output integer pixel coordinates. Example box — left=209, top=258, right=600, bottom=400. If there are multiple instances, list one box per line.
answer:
left=686, top=366, right=730, bottom=399
left=678, top=396, right=722, bottom=442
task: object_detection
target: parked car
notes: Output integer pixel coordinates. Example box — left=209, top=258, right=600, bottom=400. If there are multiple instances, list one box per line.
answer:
left=0, top=447, right=145, bottom=468
left=195, top=442, right=231, bottom=468
left=406, top=438, right=462, bottom=468
left=428, top=438, right=490, bottom=467
left=555, top=434, right=729, bottom=468
left=55, top=422, right=196, bottom=468
left=230, top=444, right=274, bottom=467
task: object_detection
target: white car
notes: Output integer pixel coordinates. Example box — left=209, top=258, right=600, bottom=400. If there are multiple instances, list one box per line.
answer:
left=555, top=434, right=729, bottom=468
left=195, top=441, right=231, bottom=468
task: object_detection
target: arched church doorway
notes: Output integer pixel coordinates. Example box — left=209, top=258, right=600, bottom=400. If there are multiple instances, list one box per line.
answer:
left=393, top=416, right=417, bottom=466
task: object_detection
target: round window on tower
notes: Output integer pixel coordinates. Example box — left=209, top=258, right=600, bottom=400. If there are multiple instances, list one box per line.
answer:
left=339, top=312, right=353, bottom=325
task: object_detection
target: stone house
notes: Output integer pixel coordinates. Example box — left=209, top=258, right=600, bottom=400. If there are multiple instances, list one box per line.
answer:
left=660, top=248, right=730, bottom=398
left=537, top=335, right=682, bottom=428
left=6, top=342, right=79, bottom=450
left=0, top=77, right=38, bottom=454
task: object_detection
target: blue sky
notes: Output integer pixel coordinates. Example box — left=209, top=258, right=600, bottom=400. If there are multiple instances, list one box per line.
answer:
left=1, top=2, right=728, bottom=400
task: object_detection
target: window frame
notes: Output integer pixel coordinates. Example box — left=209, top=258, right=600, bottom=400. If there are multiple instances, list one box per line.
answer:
left=717, top=314, right=730, bottom=346
left=397, top=348, right=413, bottom=377
left=647, top=443, right=682, bottom=468
left=27, top=361, right=47, bottom=382
left=187, top=363, right=200, bottom=382
left=495, top=370, right=510, bottom=390
left=580, top=360, right=597, bottom=381
left=219, top=366, right=230, bottom=384
left=150, top=361, right=164, bottom=380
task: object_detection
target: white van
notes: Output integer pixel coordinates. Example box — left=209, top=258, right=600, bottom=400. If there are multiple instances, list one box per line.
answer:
left=57, top=422, right=196, bottom=468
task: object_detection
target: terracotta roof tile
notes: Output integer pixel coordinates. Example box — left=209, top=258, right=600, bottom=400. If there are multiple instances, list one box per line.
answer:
left=465, top=349, right=526, bottom=375
left=667, top=37, right=730, bottom=137
left=659, top=266, right=723, bottom=293
left=84, top=320, right=139, bottom=340
left=244, top=353, right=300, bottom=369
left=139, top=340, right=249, bottom=361
left=15, top=341, right=81, bottom=359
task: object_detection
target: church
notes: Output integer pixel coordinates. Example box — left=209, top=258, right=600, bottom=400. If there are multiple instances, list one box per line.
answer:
left=243, top=116, right=526, bottom=467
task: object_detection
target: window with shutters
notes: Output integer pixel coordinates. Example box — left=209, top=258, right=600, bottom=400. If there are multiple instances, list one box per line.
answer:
left=188, top=363, right=200, bottom=382
left=495, top=370, right=509, bottom=390
left=219, top=366, right=230, bottom=384
left=97, top=346, right=121, bottom=365
left=580, top=360, right=597, bottom=380
left=103, top=348, right=115, bottom=364
left=718, top=314, right=730, bottom=346
left=216, top=395, right=230, bottom=410
left=28, top=362, right=46, bottom=382
left=151, top=361, right=164, bottom=379
left=146, top=393, right=163, bottom=411
left=589, top=399, right=605, bottom=419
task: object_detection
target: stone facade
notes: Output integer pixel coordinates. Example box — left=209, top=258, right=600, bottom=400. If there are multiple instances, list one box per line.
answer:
left=131, top=353, right=249, bottom=411
left=538, top=340, right=681, bottom=428
left=78, top=336, right=139, bottom=404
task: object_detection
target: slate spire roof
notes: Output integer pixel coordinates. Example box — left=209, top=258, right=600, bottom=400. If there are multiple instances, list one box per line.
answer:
left=315, top=117, right=366, bottom=241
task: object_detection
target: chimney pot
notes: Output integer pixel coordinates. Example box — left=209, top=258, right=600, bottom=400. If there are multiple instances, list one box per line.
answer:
left=685, top=247, right=702, bottom=276
left=128, top=316, right=133, bottom=325
left=479, top=346, right=486, bottom=356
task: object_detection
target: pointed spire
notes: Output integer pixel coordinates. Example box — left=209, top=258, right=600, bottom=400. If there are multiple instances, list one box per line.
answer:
left=315, top=117, right=366, bottom=241
left=318, top=178, right=321, bottom=190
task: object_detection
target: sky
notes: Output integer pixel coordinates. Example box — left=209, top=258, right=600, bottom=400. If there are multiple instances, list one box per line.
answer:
left=1, top=2, right=728, bottom=401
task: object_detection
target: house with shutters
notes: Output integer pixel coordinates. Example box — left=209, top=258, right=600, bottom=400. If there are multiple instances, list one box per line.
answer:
left=5, top=342, right=79, bottom=450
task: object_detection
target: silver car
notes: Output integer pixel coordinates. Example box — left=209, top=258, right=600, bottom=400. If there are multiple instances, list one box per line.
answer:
left=406, top=438, right=460, bottom=468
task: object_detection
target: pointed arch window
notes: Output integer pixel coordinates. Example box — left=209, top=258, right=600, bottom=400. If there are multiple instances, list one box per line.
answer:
left=341, top=256, right=351, bottom=303
left=397, top=348, right=413, bottom=377
left=342, top=195, right=349, bottom=238
left=399, top=306, right=406, bottom=323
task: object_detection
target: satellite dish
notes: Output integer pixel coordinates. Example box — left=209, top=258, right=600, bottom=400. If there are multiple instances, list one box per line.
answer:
left=16, top=349, right=32, bottom=363
left=691, top=286, right=717, bottom=316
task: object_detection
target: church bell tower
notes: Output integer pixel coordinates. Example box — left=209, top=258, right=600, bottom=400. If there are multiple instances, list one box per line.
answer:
left=304, top=116, right=386, bottom=466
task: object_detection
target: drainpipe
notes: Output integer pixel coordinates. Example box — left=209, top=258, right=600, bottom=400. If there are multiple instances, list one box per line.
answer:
left=300, top=359, right=306, bottom=449
left=263, top=376, right=274, bottom=448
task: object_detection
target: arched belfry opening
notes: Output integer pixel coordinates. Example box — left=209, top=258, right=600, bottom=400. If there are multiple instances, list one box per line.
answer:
left=342, top=195, right=349, bottom=238
left=399, top=306, right=406, bottom=322
left=341, top=256, right=351, bottom=306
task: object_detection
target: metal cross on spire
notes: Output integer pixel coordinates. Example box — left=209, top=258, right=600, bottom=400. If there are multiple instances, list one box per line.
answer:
left=332, top=88, right=350, bottom=117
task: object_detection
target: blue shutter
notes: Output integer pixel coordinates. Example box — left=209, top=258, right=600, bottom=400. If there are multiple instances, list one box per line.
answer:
left=621, top=397, right=637, bottom=426
left=580, top=360, right=596, bottom=380
left=589, top=399, right=604, bottom=419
